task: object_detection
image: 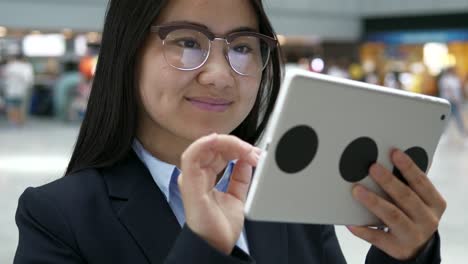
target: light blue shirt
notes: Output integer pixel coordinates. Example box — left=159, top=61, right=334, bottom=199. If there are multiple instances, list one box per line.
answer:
left=132, top=139, right=250, bottom=254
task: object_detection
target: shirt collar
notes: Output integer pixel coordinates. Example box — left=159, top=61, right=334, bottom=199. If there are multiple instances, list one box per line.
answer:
left=132, top=139, right=176, bottom=201
left=132, top=139, right=235, bottom=201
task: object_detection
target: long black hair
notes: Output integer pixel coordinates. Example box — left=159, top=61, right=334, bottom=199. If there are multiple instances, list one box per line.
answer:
left=66, top=0, right=283, bottom=175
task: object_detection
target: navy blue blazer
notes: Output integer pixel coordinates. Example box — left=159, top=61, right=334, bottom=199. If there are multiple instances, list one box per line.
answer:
left=14, top=151, right=441, bottom=263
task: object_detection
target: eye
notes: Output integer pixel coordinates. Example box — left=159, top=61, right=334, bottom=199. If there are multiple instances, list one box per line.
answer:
left=232, top=45, right=253, bottom=54
left=174, top=38, right=201, bottom=49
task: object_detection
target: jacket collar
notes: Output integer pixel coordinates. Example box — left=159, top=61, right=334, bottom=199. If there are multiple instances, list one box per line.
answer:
left=102, top=151, right=181, bottom=264
left=102, top=150, right=288, bottom=264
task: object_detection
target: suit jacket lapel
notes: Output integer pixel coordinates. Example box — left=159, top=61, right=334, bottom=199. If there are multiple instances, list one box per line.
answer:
left=103, top=151, right=289, bottom=264
left=102, top=151, right=181, bottom=264
left=245, top=219, right=288, bottom=263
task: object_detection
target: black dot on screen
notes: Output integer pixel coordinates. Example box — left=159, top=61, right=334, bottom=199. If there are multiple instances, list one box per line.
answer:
left=275, top=125, right=319, bottom=174
left=339, top=137, right=378, bottom=183
left=392, top=147, right=428, bottom=185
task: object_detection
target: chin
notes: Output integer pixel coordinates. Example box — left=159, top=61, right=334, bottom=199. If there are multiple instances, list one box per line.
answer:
left=185, top=125, right=234, bottom=140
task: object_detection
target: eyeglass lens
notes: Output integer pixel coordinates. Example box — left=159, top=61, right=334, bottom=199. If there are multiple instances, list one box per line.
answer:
left=162, top=28, right=270, bottom=75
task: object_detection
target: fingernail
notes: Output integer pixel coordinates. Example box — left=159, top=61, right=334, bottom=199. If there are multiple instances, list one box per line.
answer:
left=394, top=150, right=407, bottom=165
left=207, top=132, right=217, bottom=139
left=205, top=133, right=218, bottom=144
left=249, top=149, right=260, bottom=162
left=254, top=147, right=262, bottom=155
left=370, top=164, right=383, bottom=177
left=353, top=185, right=367, bottom=200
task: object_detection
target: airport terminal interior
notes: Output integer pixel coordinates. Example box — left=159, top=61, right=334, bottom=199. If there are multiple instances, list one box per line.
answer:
left=1, top=0, right=468, bottom=263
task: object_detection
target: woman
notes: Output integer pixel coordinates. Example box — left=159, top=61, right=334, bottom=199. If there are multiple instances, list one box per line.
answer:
left=14, top=0, right=445, bottom=263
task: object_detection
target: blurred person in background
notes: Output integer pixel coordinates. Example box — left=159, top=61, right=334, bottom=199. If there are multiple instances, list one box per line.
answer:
left=297, top=57, right=312, bottom=71
left=463, top=73, right=468, bottom=100
left=327, top=58, right=350, bottom=79
left=0, top=58, right=7, bottom=114
left=53, top=61, right=82, bottom=121
left=438, top=67, right=467, bottom=138
left=63, top=55, right=97, bottom=121
left=68, top=74, right=92, bottom=122
left=384, top=71, right=403, bottom=90
left=364, top=70, right=379, bottom=85
left=363, top=61, right=380, bottom=85
left=3, top=54, right=34, bottom=126
left=14, top=0, right=446, bottom=263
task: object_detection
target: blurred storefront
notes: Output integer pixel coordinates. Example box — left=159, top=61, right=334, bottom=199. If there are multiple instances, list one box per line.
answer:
left=361, top=12, right=468, bottom=95
left=277, top=12, right=468, bottom=98
left=3, top=12, right=468, bottom=119
left=279, top=35, right=360, bottom=76
left=0, top=28, right=100, bottom=118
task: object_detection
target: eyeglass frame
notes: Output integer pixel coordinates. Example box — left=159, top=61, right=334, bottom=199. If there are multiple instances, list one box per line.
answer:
left=150, top=22, right=278, bottom=76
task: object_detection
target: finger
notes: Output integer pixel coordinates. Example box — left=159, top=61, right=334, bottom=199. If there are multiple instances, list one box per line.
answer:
left=347, top=226, right=401, bottom=258
left=369, top=163, right=432, bottom=222
left=254, top=147, right=262, bottom=156
left=179, top=163, right=223, bottom=205
left=201, top=137, right=258, bottom=178
left=352, top=185, right=414, bottom=237
left=180, top=134, right=223, bottom=197
left=210, top=135, right=258, bottom=166
left=180, top=134, right=257, bottom=198
left=226, top=160, right=253, bottom=203
left=205, top=153, right=228, bottom=186
left=392, top=149, right=447, bottom=217
left=181, top=133, right=218, bottom=169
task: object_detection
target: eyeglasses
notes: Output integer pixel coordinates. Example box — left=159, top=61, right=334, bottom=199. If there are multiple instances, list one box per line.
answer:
left=150, top=22, right=278, bottom=76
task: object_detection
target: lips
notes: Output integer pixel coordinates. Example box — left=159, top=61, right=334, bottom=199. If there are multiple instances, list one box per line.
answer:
left=185, top=97, right=233, bottom=112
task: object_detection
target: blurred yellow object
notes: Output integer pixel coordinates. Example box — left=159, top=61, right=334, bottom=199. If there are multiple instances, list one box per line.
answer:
left=410, top=74, right=423, bottom=94
left=349, top=63, right=364, bottom=80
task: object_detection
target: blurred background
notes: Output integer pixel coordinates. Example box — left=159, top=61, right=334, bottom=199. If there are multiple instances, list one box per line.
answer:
left=0, top=0, right=468, bottom=263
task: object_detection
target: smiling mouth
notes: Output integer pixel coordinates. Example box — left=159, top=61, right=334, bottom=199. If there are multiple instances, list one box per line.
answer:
left=185, top=97, right=233, bottom=112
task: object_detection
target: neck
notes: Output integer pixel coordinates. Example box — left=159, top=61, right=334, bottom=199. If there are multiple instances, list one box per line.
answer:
left=136, top=122, right=191, bottom=169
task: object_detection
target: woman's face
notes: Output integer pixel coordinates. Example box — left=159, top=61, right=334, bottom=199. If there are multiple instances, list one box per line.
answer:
left=137, top=0, right=262, bottom=150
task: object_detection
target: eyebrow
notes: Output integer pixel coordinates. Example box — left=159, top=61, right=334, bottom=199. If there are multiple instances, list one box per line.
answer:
left=169, top=20, right=259, bottom=34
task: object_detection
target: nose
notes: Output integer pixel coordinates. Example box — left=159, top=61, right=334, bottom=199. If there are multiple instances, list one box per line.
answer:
left=197, top=40, right=235, bottom=90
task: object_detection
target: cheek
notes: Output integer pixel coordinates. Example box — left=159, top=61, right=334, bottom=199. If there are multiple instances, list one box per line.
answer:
left=137, top=55, right=196, bottom=120
left=138, top=54, right=173, bottom=116
left=139, top=53, right=176, bottom=101
left=139, top=67, right=162, bottom=107
left=241, top=77, right=261, bottom=109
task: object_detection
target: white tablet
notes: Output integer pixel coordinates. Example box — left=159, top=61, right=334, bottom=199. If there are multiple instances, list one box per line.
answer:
left=245, top=68, right=451, bottom=226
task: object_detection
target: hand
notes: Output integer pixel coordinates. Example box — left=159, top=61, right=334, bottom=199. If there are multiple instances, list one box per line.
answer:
left=178, top=133, right=260, bottom=254
left=347, top=149, right=447, bottom=260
